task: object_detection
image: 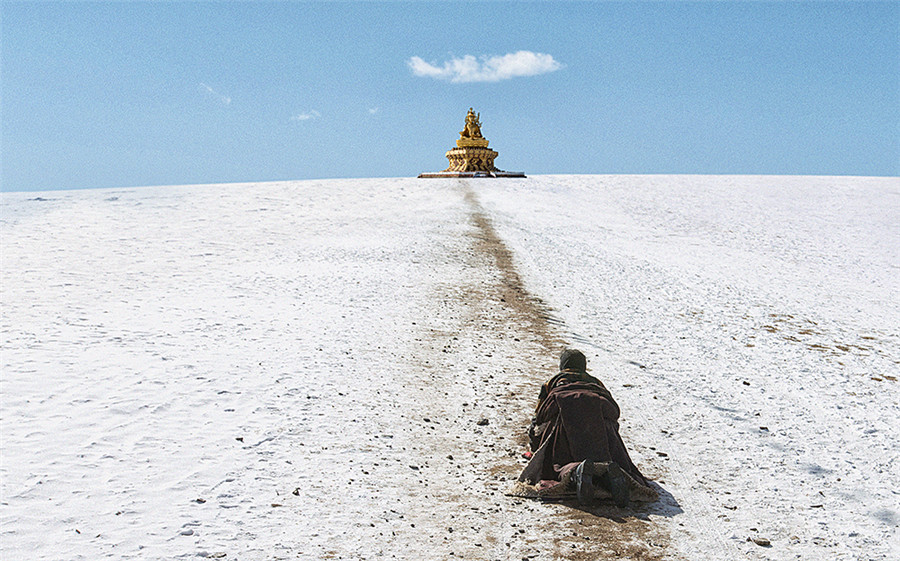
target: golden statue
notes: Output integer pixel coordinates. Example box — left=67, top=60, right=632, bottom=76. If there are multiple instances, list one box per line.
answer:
left=455, top=107, right=490, bottom=149
left=460, top=108, right=483, bottom=139
left=418, top=108, right=525, bottom=178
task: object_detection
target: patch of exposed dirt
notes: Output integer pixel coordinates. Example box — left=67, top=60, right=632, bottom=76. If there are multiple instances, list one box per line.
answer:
left=461, top=186, right=566, bottom=356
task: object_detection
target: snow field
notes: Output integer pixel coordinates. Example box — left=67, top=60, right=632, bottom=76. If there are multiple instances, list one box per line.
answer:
left=2, top=174, right=898, bottom=560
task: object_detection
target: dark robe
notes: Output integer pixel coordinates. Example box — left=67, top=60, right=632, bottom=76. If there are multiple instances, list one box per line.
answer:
left=519, top=371, right=649, bottom=488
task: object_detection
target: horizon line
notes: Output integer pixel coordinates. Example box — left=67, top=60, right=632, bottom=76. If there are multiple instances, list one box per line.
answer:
left=3, top=172, right=898, bottom=194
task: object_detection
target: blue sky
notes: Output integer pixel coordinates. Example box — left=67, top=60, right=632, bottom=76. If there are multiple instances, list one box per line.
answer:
left=2, top=1, right=898, bottom=191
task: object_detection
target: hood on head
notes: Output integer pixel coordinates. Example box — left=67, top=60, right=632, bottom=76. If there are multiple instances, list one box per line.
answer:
left=559, top=348, right=587, bottom=373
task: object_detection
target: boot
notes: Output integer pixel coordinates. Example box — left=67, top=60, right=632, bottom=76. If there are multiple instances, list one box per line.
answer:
left=574, top=460, right=595, bottom=505
left=598, top=461, right=630, bottom=508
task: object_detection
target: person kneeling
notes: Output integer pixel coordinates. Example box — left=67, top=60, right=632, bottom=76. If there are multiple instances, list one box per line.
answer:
left=510, top=349, right=657, bottom=506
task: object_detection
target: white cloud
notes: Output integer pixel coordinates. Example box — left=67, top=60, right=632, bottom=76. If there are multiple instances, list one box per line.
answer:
left=407, top=51, right=562, bottom=83
left=291, top=110, right=321, bottom=121
left=199, top=82, right=231, bottom=105
left=368, top=107, right=379, bottom=115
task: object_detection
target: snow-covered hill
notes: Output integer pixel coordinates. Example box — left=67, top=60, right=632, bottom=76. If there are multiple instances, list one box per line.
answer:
left=2, top=175, right=897, bottom=560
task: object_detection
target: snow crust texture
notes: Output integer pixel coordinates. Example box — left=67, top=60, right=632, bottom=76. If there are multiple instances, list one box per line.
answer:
left=2, top=175, right=898, bottom=560
left=476, top=174, right=900, bottom=560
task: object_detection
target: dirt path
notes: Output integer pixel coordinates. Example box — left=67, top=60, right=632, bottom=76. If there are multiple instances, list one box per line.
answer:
left=396, top=180, right=673, bottom=560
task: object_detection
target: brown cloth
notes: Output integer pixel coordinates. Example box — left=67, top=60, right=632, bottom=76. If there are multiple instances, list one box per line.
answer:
left=518, top=374, right=650, bottom=488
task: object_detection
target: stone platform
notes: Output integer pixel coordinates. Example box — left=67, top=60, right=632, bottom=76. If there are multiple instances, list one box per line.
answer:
left=417, top=171, right=526, bottom=178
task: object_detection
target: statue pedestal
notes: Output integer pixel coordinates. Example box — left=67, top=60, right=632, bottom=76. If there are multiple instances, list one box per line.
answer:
left=444, top=146, right=499, bottom=173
